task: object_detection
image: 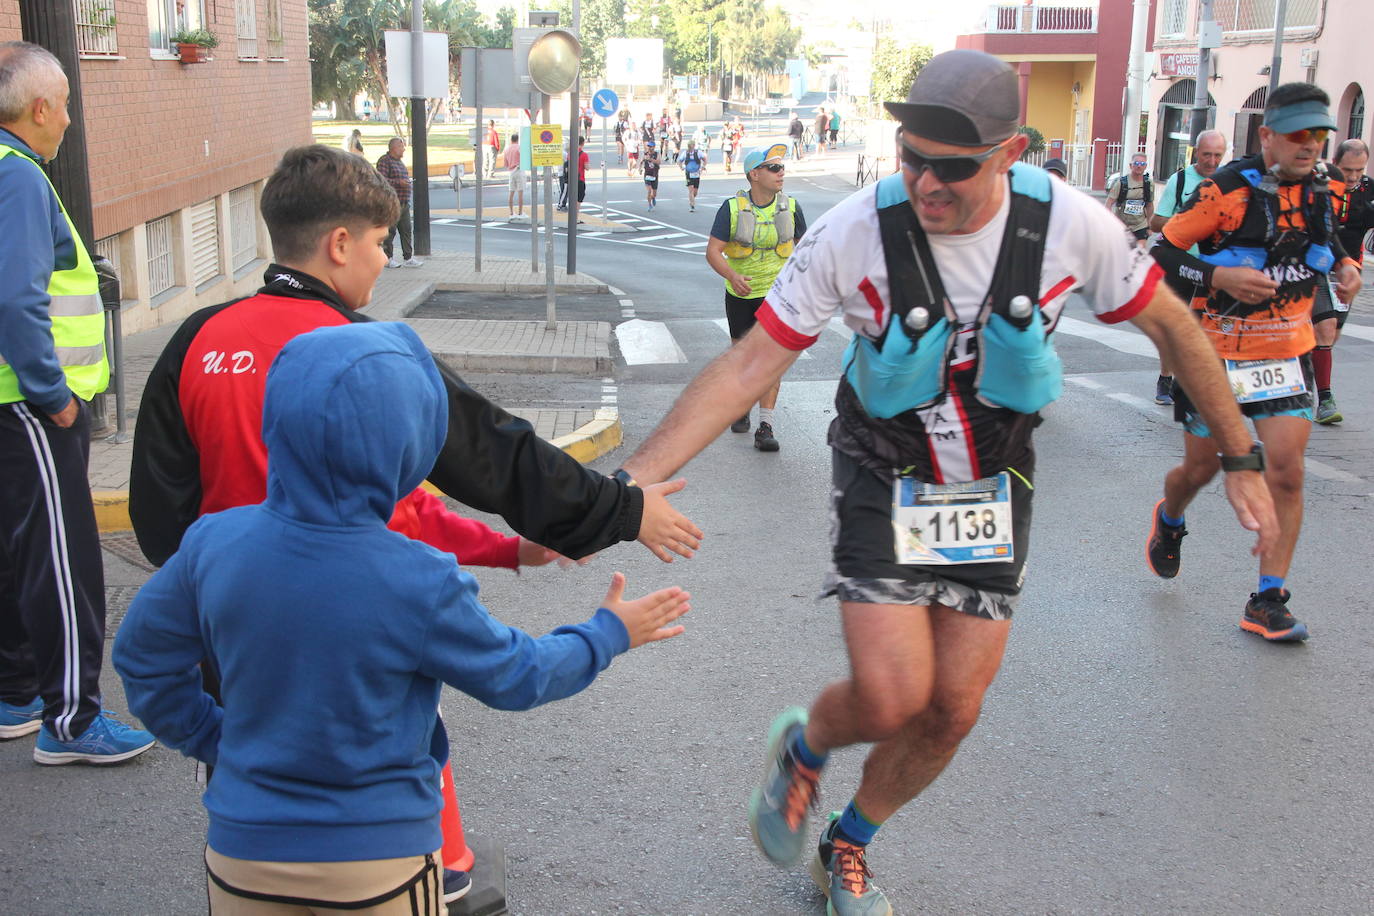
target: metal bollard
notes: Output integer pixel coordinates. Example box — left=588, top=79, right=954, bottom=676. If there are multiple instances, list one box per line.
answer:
left=92, top=256, right=129, bottom=443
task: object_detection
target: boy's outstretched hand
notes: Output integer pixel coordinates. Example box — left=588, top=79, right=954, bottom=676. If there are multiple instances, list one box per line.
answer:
left=603, top=572, right=690, bottom=648
left=637, top=479, right=703, bottom=562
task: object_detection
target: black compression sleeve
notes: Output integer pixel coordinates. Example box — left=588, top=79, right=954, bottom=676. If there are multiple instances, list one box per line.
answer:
left=1150, top=237, right=1215, bottom=296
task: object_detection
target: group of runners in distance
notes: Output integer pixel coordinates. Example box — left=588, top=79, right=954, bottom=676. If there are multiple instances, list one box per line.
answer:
left=8, top=31, right=1362, bottom=915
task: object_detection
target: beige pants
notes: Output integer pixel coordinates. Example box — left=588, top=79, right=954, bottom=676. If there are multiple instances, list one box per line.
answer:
left=205, top=847, right=442, bottom=915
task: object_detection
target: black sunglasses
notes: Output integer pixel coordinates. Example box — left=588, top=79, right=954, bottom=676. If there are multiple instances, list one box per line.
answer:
left=759, top=162, right=785, bottom=173
left=898, top=133, right=1010, bottom=184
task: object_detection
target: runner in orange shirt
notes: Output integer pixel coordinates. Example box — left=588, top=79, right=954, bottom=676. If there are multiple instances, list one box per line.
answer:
left=1149, top=83, right=1362, bottom=641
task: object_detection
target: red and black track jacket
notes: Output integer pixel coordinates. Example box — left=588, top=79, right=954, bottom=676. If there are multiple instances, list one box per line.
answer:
left=129, top=266, right=643, bottom=566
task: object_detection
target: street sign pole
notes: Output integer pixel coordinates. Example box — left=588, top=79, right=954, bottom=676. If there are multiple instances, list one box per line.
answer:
left=590, top=88, right=620, bottom=219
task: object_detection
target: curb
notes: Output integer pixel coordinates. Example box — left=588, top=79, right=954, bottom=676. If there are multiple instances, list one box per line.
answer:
left=91, top=410, right=623, bottom=534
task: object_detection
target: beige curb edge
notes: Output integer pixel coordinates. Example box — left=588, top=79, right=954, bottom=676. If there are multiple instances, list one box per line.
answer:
left=92, top=410, right=623, bottom=535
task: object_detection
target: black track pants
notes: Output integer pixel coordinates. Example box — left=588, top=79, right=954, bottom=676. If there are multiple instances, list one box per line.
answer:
left=0, top=399, right=105, bottom=741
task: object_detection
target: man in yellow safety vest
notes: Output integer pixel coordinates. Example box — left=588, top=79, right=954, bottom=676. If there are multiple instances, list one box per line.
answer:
left=0, top=41, right=154, bottom=765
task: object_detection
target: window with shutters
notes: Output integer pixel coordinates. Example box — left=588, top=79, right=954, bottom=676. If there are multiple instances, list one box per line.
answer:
left=1214, top=0, right=1319, bottom=33
left=76, top=0, right=118, bottom=56
left=189, top=201, right=221, bottom=288
left=266, top=0, right=285, bottom=58
left=237, top=0, right=259, bottom=59
left=146, top=216, right=175, bottom=298
left=230, top=186, right=259, bottom=271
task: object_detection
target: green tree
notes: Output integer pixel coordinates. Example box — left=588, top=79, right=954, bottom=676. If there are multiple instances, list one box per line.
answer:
left=869, top=39, right=934, bottom=108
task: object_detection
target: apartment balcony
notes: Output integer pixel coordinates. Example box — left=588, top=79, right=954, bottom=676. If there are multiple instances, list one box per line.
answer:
left=976, top=2, right=1098, bottom=33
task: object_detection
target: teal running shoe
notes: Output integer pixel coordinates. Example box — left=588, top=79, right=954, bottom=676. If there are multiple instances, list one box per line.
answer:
left=748, top=706, right=821, bottom=866
left=809, top=813, right=893, bottom=916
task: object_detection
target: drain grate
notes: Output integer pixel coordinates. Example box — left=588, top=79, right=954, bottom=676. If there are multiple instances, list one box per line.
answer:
left=101, top=531, right=158, bottom=572
left=105, top=585, right=140, bottom=637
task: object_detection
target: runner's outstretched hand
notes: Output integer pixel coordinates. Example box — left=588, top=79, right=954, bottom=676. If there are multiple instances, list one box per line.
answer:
left=1222, top=469, right=1278, bottom=557
left=602, top=572, right=690, bottom=648
left=638, top=478, right=703, bottom=562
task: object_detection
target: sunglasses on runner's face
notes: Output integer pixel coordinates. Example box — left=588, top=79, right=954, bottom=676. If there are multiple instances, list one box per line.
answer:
left=898, top=135, right=1008, bottom=184
left=1281, top=127, right=1330, bottom=145
left=1131, top=159, right=1147, bottom=167
left=759, top=162, right=785, bottom=173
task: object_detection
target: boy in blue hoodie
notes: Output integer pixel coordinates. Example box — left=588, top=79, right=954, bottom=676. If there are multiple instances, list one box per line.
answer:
left=113, top=321, right=690, bottom=913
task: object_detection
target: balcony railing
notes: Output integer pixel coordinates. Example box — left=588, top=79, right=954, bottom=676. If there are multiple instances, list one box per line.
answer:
left=1215, top=0, right=1319, bottom=34
left=980, top=2, right=1098, bottom=33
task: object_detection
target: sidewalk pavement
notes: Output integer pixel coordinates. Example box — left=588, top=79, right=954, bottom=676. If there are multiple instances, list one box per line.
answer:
left=88, top=251, right=620, bottom=534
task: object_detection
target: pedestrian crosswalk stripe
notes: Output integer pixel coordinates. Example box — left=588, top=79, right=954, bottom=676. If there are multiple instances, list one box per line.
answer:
left=675, top=240, right=708, bottom=249
left=636, top=232, right=687, bottom=243
left=615, top=319, right=687, bottom=365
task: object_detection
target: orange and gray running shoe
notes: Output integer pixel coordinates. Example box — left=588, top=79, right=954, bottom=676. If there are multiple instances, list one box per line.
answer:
left=1241, top=588, right=1309, bottom=642
left=748, top=706, right=821, bottom=866
left=809, top=813, right=893, bottom=916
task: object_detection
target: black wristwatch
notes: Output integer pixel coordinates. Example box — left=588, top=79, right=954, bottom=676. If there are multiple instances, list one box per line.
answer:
left=610, top=468, right=637, bottom=487
left=1218, top=442, right=1266, bottom=472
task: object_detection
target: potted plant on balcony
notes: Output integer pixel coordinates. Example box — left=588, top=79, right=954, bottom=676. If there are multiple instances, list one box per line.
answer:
left=171, top=28, right=218, bottom=64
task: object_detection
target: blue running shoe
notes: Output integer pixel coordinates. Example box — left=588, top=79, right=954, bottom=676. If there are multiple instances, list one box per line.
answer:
left=33, top=710, right=155, bottom=765
left=749, top=706, right=821, bottom=866
left=443, top=868, right=471, bottom=903
left=0, top=696, right=43, bottom=739
left=809, top=813, right=893, bottom=916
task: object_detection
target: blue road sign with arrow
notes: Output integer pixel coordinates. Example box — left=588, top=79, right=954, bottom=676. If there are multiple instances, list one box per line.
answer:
left=592, top=88, right=619, bottom=118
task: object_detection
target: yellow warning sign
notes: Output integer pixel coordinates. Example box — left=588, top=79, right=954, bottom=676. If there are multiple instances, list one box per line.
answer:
left=530, top=123, right=564, bottom=167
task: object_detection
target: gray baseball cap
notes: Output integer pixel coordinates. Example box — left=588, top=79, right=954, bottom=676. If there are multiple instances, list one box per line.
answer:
left=884, top=50, right=1020, bottom=147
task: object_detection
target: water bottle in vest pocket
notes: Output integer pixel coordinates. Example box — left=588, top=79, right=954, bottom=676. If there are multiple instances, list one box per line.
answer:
left=1304, top=242, right=1334, bottom=273
left=843, top=313, right=951, bottom=419
left=975, top=298, right=1062, bottom=414
left=1201, top=246, right=1267, bottom=271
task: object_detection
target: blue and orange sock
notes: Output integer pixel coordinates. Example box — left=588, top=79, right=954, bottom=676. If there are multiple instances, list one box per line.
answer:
left=1259, top=575, right=1285, bottom=595
left=834, top=800, right=881, bottom=846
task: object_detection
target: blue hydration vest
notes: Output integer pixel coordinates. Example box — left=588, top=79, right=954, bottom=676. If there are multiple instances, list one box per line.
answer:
left=842, top=164, right=1060, bottom=420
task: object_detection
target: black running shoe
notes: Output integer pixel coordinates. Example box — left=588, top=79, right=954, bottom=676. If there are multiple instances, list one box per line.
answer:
left=754, top=421, right=779, bottom=452
left=1146, top=498, right=1187, bottom=578
left=1241, top=588, right=1309, bottom=642
left=730, top=414, right=751, bottom=434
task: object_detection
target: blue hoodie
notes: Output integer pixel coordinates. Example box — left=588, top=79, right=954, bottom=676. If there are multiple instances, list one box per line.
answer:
left=114, top=322, right=630, bottom=863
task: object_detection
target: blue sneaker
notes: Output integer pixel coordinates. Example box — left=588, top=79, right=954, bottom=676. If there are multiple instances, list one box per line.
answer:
left=33, top=710, right=155, bottom=765
left=809, top=813, right=893, bottom=916
left=0, top=696, right=44, bottom=739
left=748, top=706, right=821, bottom=866
left=443, top=868, right=471, bottom=903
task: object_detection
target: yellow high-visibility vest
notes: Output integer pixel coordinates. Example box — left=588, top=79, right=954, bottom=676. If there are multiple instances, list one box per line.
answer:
left=0, top=142, right=107, bottom=405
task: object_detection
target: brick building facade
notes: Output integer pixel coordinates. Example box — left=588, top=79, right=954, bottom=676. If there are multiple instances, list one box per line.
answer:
left=2, top=1, right=312, bottom=333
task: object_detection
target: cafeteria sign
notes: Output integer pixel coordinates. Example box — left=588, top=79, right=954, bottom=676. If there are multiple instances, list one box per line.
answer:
left=1158, top=52, right=1199, bottom=78
left=531, top=124, right=563, bottom=167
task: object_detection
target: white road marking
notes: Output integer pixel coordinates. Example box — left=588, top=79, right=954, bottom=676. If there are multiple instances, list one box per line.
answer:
left=619, top=299, right=634, bottom=308
left=674, top=240, right=709, bottom=249
left=1107, top=391, right=1159, bottom=412
left=1338, top=322, right=1374, bottom=342
left=1054, top=315, right=1158, bottom=358
left=711, top=318, right=810, bottom=359
left=1064, top=375, right=1108, bottom=390
left=607, top=287, right=624, bottom=296
left=615, top=319, right=687, bottom=365
left=636, top=232, right=687, bottom=243
left=1305, top=459, right=1365, bottom=484
left=580, top=231, right=609, bottom=238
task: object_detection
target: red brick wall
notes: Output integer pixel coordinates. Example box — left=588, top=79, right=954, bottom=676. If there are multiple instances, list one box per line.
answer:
left=76, top=0, right=313, bottom=240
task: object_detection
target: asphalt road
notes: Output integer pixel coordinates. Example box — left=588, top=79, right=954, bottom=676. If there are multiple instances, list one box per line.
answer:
left=5, top=159, right=1374, bottom=915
